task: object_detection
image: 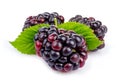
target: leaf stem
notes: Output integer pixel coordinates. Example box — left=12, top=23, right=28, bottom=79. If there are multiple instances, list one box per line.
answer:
left=54, top=18, right=58, bottom=27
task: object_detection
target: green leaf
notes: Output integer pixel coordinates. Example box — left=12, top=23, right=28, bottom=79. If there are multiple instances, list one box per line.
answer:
left=58, top=22, right=103, bottom=50
left=10, top=24, right=49, bottom=54
left=10, top=22, right=102, bottom=54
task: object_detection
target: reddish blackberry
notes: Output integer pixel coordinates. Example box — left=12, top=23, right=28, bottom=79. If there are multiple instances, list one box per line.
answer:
left=23, top=12, right=64, bottom=31
left=69, top=15, right=107, bottom=50
left=34, top=25, right=88, bottom=72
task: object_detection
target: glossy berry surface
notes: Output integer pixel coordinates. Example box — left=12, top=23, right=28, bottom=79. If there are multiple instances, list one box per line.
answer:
left=23, top=12, right=64, bottom=31
left=35, top=41, right=42, bottom=56
left=34, top=25, right=88, bottom=72
left=70, top=53, right=80, bottom=63
left=69, top=15, right=107, bottom=50
left=64, top=63, right=73, bottom=72
left=50, top=50, right=60, bottom=60
left=52, top=40, right=62, bottom=51
left=62, top=47, right=72, bottom=56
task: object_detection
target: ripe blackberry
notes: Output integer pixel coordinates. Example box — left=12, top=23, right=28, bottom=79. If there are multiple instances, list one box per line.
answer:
left=23, top=12, right=64, bottom=31
left=69, top=15, right=107, bottom=50
left=34, top=25, right=88, bottom=72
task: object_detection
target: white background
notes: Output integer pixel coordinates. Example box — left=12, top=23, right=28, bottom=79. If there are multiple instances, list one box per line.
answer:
left=0, top=0, right=120, bottom=84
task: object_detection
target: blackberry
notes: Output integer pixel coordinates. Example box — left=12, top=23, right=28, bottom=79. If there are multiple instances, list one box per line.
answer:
left=23, top=12, right=64, bottom=31
left=34, top=25, right=88, bottom=72
left=69, top=15, right=107, bottom=50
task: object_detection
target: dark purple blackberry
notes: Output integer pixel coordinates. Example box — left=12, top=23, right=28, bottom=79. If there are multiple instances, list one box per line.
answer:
left=22, top=12, right=64, bottom=31
left=69, top=15, right=107, bottom=50
left=34, top=25, right=88, bottom=72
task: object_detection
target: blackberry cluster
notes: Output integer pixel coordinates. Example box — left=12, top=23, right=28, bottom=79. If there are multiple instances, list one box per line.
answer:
left=69, top=15, right=107, bottom=50
left=34, top=25, right=88, bottom=72
left=23, top=12, right=64, bottom=31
